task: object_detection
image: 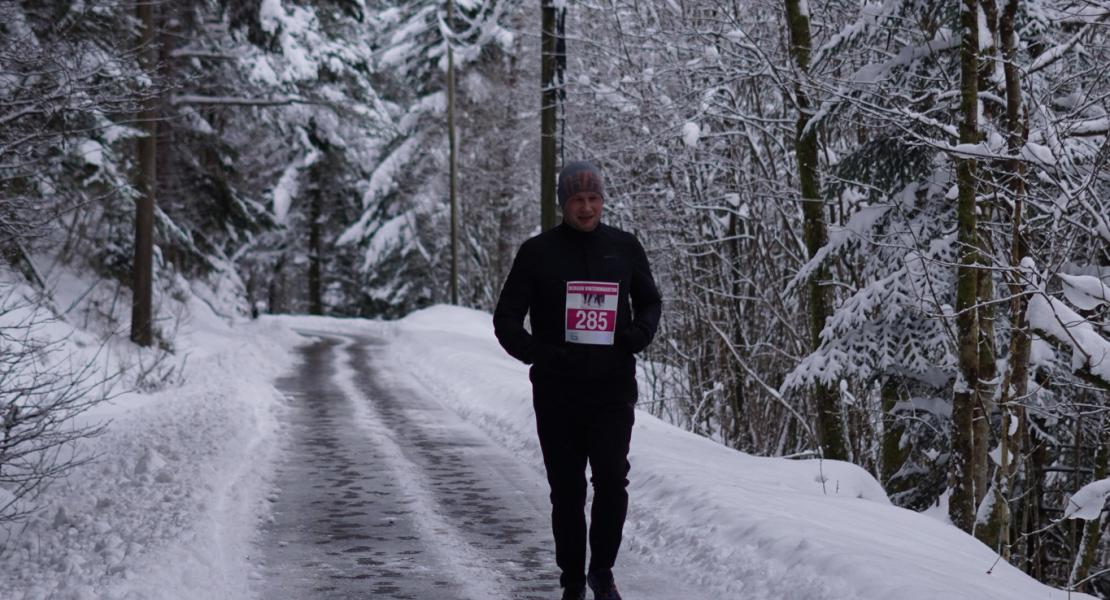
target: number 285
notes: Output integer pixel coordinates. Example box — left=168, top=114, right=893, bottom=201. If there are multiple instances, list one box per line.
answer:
left=574, top=310, right=609, bottom=330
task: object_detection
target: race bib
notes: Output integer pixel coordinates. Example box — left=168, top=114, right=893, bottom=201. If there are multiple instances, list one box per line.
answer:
left=565, top=281, right=618, bottom=345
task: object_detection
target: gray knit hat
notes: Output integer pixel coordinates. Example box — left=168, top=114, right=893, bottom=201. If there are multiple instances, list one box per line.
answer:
left=557, top=161, right=604, bottom=207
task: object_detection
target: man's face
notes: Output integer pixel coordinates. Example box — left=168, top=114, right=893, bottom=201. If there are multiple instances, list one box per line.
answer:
left=563, top=191, right=604, bottom=232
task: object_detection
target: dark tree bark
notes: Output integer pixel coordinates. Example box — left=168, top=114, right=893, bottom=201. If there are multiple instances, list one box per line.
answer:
left=539, top=0, right=561, bottom=231
left=950, top=0, right=983, bottom=533
left=784, top=0, right=848, bottom=461
left=131, top=0, right=158, bottom=347
left=880, top=376, right=910, bottom=489
left=269, top=253, right=286, bottom=315
left=447, top=0, right=459, bottom=305
left=308, top=187, right=323, bottom=316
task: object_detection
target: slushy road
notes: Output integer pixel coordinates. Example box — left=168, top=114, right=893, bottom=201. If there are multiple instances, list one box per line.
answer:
left=255, top=333, right=708, bottom=599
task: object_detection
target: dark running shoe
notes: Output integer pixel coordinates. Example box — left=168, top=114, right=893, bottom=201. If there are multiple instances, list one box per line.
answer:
left=586, top=570, right=622, bottom=600
left=561, top=584, right=586, bottom=600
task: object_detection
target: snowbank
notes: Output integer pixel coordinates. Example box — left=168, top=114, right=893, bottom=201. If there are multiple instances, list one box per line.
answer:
left=0, top=273, right=300, bottom=600
left=381, top=304, right=1093, bottom=600
left=5, top=294, right=1090, bottom=599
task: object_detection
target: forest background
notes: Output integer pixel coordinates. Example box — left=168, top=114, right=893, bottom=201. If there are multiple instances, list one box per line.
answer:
left=0, top=0, right=1108, bottom=596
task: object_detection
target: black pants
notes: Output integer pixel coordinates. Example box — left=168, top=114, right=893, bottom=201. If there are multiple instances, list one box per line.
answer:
left=532, top=377, right=636, bottom=589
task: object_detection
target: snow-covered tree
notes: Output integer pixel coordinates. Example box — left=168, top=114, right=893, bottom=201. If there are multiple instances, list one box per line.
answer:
left=335, top=0, right=520, bottom=316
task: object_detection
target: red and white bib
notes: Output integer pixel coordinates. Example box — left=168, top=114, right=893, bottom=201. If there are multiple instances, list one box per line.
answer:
left=565, top=281, right=619, bottom=345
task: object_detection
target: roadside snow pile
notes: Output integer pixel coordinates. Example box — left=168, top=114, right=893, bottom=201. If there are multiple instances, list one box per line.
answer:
left=0, top=268, right=299, bottom=600
left=383, top=304, right=1093, bottom=600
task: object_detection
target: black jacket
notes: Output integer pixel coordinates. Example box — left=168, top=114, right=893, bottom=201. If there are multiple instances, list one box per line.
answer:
left=493, top=222, right=663, bottom=383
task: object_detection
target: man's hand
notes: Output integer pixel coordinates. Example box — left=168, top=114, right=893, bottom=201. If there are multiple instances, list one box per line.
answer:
left=533, top=342, right=569, bottom=369
left=616, top=326, right=648, bottom=354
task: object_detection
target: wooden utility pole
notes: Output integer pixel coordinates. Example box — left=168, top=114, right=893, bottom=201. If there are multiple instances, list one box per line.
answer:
left=950, top=0, right=983, bottom=533
left=784, top=0, right=847, bottom=461
left=131, top=0, right=157, bottom=347
left=539, top=0, right=558, bottom=231
left=447, top=0, right=459, bottom=304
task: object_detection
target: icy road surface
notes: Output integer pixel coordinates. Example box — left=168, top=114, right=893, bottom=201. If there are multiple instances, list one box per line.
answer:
left=256, top=333, right=709, bottom=600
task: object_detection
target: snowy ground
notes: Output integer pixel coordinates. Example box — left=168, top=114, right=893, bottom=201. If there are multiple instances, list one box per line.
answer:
left=0, top=270, right=301, bottom=599
left=255, top=331, right=719, bottom=599
left=274, top=306, right=1096, bottom=600
left=0, top=299, right=1097, bottom=599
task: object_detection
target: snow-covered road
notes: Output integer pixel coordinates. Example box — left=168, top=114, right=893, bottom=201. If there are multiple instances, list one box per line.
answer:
left=258, top=331, right=711, bottom=600
left=4, top=305, right=1088, bottom=600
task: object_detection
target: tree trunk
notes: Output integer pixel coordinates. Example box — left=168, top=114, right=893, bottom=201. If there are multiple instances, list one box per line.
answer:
left=949, top=0, right=982, bottom=533
left=247, top=269, right=259, bottom=319
left=973, top=233, right=996, bottom=507
left=447, top=0, right=459, bottom=304
left=784, top=0, right=847, bottom=461
left=131, top=0, right=158, bottom=347
left=308, top=186, right=323, bottom=315
left=539, top=0, right=560, bottom=231
left=728, top=210, right=750, bottom=449
left=977, top=0, right=1028, bottom=554
left=269, top=254, right=285, bottom=315
left=1018, top=425, right=1042, bottom=576
left=1070, top=418, right=1108, bottom=590
left=972, top=0, right=1000, bottom=520
left=880, top=376, right=910, bottom=491
left=2, top=241, right=46, bottom=291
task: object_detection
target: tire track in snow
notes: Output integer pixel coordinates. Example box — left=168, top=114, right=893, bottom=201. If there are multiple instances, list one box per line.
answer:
left=344, top=337, right=560, bottom=600
left=260, top=335, right=474, bottom=599
left=330, top=336, right=519, bottom=600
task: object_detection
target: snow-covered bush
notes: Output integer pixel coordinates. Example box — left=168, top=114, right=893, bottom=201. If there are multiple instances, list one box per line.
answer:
left=0, top=281, right=113, bottom=523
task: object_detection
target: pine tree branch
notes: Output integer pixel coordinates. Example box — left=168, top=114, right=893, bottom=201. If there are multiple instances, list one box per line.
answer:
left=169, top=95, right=332, bottom=107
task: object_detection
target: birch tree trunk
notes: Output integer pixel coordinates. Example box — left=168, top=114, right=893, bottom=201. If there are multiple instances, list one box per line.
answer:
left=784, top=0, right=847, bottom=461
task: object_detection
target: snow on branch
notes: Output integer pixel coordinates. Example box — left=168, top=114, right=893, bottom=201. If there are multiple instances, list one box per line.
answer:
left=1059, top=273, right=1110, bottom=310
left=271, top=147, right=321, bottom=224
left=786, top=204, right=890, bottom=296
left=361, top=134, right=423, bottom=211
left=336, top=133, right=425, bottom=246
left=782, top=230, right=957, bottom=391
left=805, top=30, right=959, bottom=137
left=1065, top=117, right=1110, bottom=137
left=1027, top=273, right=1110, bottom=389
left=170, top=95, right=326, bottom=107
left=1029, top=18, right=1109, bottom=74
left=810, top=0, right=889, bottom=68
left=945, top=140, right=1059, bottom=166
left=168, top=48, right=236, bottom=60
left=1064, top=477, right=1110, bottom=520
